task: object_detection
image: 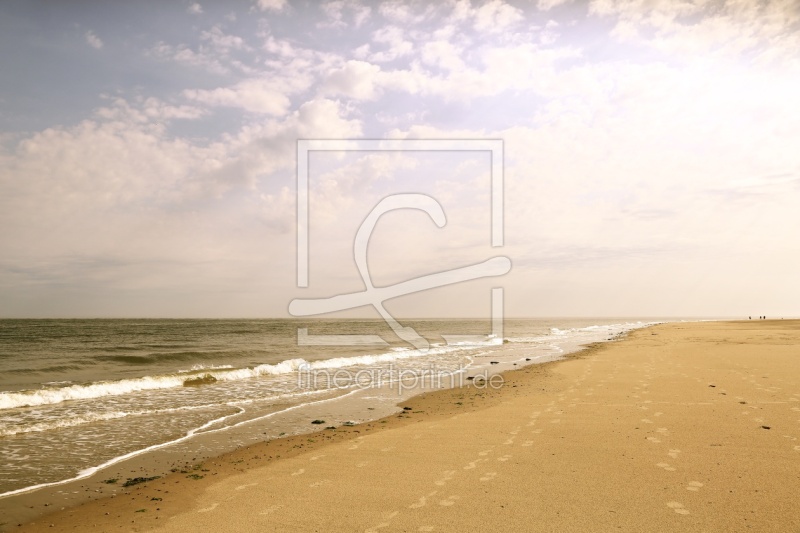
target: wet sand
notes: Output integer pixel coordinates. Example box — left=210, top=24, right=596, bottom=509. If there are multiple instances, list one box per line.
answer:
left=14, top=320, right=800, bottom=532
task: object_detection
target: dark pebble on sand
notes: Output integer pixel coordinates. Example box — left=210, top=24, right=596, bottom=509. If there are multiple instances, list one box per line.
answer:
left=761, top=426, right=771, bottom=430
left=403, top=406, right=412, bottom=411
left=490, top=361, right=499, bottom=365
left=311, top=420, right=325, bottom=424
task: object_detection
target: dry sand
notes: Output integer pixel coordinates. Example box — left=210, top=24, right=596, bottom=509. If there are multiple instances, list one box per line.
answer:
left=14, top=320, right=800, bottom=532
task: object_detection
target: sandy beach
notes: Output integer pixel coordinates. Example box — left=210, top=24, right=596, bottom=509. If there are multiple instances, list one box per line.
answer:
left=13, top=320, right=800, bottom=532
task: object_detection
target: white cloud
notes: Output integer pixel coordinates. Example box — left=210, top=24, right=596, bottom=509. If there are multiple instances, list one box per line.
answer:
left=447, top=0, right=523, bottom=33
left=254, top=0, right=287, bottom=12
left=318, top=0, right=372, bottom=28
left=537, top=0, right=574, bottom=11
left=201, top=26, right=251, bottom=52
left=84, top=31, right=103, bottom=49
left=187, top=3, right=203, bottom=15
left=369, top=26, right=414, bottom=62
left=590, top=0, right=800, bottom=62
left=473, top=0, right=524, bottom=31
left=322, top=60, right=382, bottom=100
left=150, top=41, right=229, bottom=74
left=420, top=40, right=466, bottom=71
left=183, top=79, right=293, bottom=115
left=378, top=1, right=436, bottom=24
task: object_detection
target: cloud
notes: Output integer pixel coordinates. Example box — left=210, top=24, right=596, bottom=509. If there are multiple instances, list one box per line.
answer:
left=322, top=60, right=382, bottom=100
left=368, top=26, right=414, bottom=62
left=420, top=40, right=466, bottom=71
left=183, top=79, right=293, bottom=116
left=589, top=0, right=800, bottom=62
left=200, top=26, right=252, bottom=52
left=84, top=31, right=103, bottom=49
left=150, top=41, right=229, bottom=74
left=473, top=0, right=524, bottom=32
left=318, top=0, right=372, bottom=29
left=448, top=0, right=523, bottom=33
left=254, top=0, right=287, bottom=12
left=187, top=3, right=203, bottom=15
left=537, top=0, right=574, bottom=10
left=378, top=1, right=436, bottom=24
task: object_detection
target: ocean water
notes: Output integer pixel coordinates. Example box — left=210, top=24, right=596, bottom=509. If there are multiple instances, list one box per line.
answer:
left=0, top=318, right=656, bottom=498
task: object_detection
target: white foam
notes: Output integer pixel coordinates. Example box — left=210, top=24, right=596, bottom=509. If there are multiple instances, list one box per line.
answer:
left=0, top=339, right=487, bottom=411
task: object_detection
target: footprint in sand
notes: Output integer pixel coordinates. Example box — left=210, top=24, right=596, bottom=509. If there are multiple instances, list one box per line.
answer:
left=480, top=472, right=497, bottom=482
left=310, top=454, right=325, bottom=461
left=497, top=454, right=512, bottom=462
left=259, top=504, right=283, bottom=516
left=666, top=501, right=690, bottom=515
left=309, top=479, right=331, bottom=488
left=409, top=491, right=438, bottom=509
left=654, top=412, right=664, bottom=417
left=530, top=428, right=542, bottom=434
left=646, top=437, right=661, bottom=444
left=434, top=471, right=456, bottom=486
left=197, top=503, right=219, bottom=513
left=686, top=481, right=704, bottom=492
left=641, top=419, right=654, bottom=424
left=668, top=449, right=681, bottom=459
left=381, top=446, right=396, bottom=452
left=521, top=440, right=534, bottom=447
left=365, top=511, right=399, bottom=533
left=656, top=462, right=676, bottom=472
left=356, top=461, right=370, bottom=468
left=478, top=448, right=494, bottom=456
left=504, top=437, right=516, bottom=445
left=439, top=495, right=461, bottom=507
left=291, top=468, right=305, bottom=476
left=656, top=427, right=669, bottom=434
left=793, top=445, right=800, bottom=451
left=235, top=483, right=258, bottom=491
left=463, top=459, right=484, bottom=470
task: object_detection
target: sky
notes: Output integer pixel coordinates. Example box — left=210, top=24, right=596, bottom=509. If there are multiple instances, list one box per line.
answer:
left=0, top=0, right=799, bottom=319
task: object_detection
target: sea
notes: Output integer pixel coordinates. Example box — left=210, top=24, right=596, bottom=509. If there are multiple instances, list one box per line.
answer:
left=0, top=318, right=662, bottom=502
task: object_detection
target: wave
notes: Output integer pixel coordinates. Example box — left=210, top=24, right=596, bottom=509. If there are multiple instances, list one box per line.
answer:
left=0, top=340, right=486, bottom=410
left=0, top=404, right=232, bottom=437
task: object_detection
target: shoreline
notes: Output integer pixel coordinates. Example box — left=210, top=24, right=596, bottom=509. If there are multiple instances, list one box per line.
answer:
left=1, top=332, right=611, bottom=530
left=0, top=320, right=645, bottom=527
left=12, top=319, right=800, bottom=531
